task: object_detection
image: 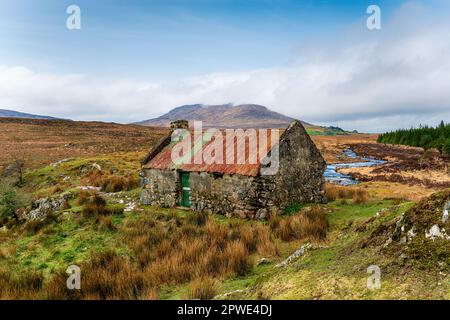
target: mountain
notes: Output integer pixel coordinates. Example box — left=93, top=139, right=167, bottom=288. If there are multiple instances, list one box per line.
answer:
left=0, top=109, right=61, bottom=120
left=134, top=104, right=313, bottom=129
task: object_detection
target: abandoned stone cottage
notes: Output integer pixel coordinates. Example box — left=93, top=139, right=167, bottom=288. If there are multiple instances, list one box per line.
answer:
left=140, top=120, right=326, bottom=219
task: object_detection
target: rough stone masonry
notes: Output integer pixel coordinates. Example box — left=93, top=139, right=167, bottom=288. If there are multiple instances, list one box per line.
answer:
left=140, top=120, right=326, bottom=219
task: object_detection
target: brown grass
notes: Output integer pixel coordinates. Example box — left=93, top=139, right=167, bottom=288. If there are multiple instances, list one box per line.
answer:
left=270, top=206, right=328, bottom=241
left=77, top=190, right=90, bottom=205
left=353, top=189, right=369, bottom=204
left=0, top=269, right=43, bottom=299
left=2, top=206, right=328, bottom=300
left=188, top=277, right=217, bottom=300
left=84, top=171, right=140, bottom=193
left=81, top=193, right=123, bottom=218
left=46, top=251, right=147, bottom=300
left=99, top=216, right=116, bottom=231
left=325, top=183, right=369, bottom=204
left=223, top=240, right=251, bottom=276
left=311, top=134, right=378, bottom=163
left=0, top=117, right=169, bottom=172
left=23, top=213, right=58, bottom=235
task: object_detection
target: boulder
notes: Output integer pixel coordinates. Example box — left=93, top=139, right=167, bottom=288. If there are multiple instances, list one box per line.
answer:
left=255, top=208, right=268, bottom=220
left=22, top=193, right=72, bottom=221
left=276, top=243, right=312, bottom=267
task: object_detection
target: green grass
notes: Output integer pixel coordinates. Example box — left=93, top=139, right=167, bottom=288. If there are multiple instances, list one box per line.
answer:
left=214, top=199, right=449, bottom=300
left=2, top=153, right=448, bottom=300
left=0, top=210, right=127, bottom=277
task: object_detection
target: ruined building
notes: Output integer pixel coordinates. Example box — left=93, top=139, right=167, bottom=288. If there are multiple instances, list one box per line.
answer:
left=140, top=120, right=326, bottom=219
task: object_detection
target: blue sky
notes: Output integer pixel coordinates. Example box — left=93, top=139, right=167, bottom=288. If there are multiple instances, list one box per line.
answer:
left=0, top=0, right=449, bottom=132
left=0, top=0, right=403, bottom=78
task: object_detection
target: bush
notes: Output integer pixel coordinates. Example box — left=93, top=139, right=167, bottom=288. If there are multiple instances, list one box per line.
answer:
left=283, top=203, right=303, bottom=215
left=255, top=225, right=279, bottom=256
left=0, top=181, right=29, bottom=222
left=1, top=159, right=25, bottom=186
left=324, top=184, right=338, bottom=201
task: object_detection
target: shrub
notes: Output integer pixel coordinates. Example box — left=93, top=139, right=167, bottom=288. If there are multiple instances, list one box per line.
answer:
left=0, top=181, right=29, bottom=221
left=276, top=218, right=294, bottom=241
left=284, top=203, right=303, bottom=215
left=1, top=159, right=25, bottom=186
left=239, top=224, right=257, bottom=252
left=188, top=277, right=217, bottom=300
left=3, top=204, right=326, bottom=299
left=293, top=207, right=329, bottom=240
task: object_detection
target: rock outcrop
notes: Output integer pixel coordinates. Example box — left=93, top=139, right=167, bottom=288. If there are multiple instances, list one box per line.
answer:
left=21, top=192, right=73, bottom=221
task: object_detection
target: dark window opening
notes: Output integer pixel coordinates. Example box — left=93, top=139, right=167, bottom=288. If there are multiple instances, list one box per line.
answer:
left=213, top=172, right=224, bottom=179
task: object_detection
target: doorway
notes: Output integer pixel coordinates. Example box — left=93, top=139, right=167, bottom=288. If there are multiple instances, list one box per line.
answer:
left=179, top=171, right=190, bottom=207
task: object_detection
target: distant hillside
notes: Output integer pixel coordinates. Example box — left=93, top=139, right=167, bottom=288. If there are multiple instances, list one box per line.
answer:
left=0, top=109, right=61, bottom=120
left=0, top=117, right=169, bottom=171
left=134, top=104, right=314, bottom=129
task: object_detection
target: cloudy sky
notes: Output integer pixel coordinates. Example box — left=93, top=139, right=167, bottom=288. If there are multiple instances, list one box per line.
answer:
left=0, top=0, right=449, bottom=132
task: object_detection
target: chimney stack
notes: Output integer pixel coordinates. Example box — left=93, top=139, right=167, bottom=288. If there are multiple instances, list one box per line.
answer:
left=170, top=120, right=189, bottom=130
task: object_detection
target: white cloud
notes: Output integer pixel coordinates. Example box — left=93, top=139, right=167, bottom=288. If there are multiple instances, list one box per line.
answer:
left=0, top=2, right=449, bottom=132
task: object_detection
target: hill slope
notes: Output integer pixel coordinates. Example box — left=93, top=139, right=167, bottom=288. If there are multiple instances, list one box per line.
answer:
left=0, top=109, right=61, bottom=120
left=0, top=117, right=169, bottom=171
left=135, top=104, right=313, bottom=129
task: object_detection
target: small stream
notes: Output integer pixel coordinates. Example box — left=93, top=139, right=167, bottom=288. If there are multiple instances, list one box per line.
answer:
left=324, top=149, right=387, bottom=186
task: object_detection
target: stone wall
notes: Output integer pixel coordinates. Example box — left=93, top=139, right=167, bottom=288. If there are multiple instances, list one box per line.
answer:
left=140, top=169, right=179, bottom=208
left=140, top=168, right=272, bottom=218
left=188, top=172, right=262, bottom=218
left=140, top=120, right=326, bottom=219
left=267, top=121, right=326, bottom=207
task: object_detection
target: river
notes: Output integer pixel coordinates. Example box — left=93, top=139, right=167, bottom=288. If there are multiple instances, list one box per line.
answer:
left=324, top=149, right=387, bottom=186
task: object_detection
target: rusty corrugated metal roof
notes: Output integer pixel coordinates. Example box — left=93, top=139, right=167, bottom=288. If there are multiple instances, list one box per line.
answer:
left=144, top=129, right=279, bottom=176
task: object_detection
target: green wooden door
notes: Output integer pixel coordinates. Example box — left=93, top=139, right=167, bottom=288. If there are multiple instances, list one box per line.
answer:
left=180, top=172, right=190, bottom=207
